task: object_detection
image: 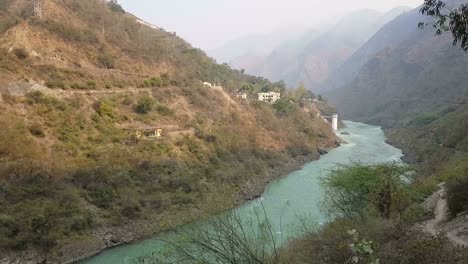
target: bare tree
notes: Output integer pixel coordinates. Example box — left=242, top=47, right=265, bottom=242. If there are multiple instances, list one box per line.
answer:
left=134, top=205, right=281, bottom=264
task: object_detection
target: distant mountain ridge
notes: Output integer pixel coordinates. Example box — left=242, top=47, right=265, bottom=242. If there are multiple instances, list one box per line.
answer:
left=207, top=25, right=311, bottom=64
left=327, top=3, right=468, bottom=125
left=320, top=7, right=421, bottom=92
left=220, top=7, right=411, bottom=90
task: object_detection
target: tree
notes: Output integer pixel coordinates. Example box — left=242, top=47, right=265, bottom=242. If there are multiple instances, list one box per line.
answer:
left=294, top=84, right=307, bottom=101
left=135, top=96, right=155, bottom=114
left=321, top=163, right=412, bottom=221
left=107, top=0, right=125, bottom=13
left=241, top=83, right=254, bottom=93
left=419, top=0, right=468, bottom=51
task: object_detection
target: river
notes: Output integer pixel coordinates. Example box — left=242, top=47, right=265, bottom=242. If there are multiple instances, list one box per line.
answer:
left=83, top=121, right=403, bottom=264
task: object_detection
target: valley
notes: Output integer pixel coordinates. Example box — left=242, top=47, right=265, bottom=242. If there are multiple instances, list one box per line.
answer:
left=0, top=0, right=467, bottom=263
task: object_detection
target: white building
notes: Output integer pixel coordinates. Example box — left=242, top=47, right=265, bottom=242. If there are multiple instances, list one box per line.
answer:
left=258, top=92, right=281, bottom=104
left=203, top=82, right=213, bottom=87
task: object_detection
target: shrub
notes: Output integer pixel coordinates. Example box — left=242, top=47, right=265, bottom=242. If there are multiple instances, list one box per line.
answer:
left=447, top=175, right=468, bottom=216
left=13, top=48, right=28, bottom=60
left=97, top=54, right=115, bottom=69
left=45, top=80, right=66, bottom=89
left=156, top=105, right=175, bottom=116
left=87, top=188, right=117, bottom=209
left=86, top=80, right=97, bottom=89
left=142, top=76, right=171, bottom=88
left=121, top=97, right=133, bottom=106
left=95, top=100, right=115, bottom=118
left=322, top=163, right=412, bottom=220
left=135, top=96, right=155, bottom=114
left=273, top=99, right=296, bottom=117
left=70, top=82, right=87, bottom=89
left=0, top=175, right=94, bottom=251
left=409, top=112, right=439, bottom=126
left=398, top=237, right=459, bottom=264
left=29, top=123, right=45, bottom=137
left=25, top=90, right=44, bottom=103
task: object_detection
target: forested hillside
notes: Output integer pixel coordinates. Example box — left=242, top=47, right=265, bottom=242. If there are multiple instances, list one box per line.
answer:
left=0, top=1, right=338, bottom=263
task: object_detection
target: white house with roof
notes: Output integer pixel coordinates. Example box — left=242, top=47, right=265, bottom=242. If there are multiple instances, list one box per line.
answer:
left=258, top=91, right=281, bottom=104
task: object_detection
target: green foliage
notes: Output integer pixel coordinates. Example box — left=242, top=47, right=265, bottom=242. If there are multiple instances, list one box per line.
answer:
left=156, top=105, right=175, bottom=116
left=135, top=96, right=155, bottom=114
left=107, top=0, right=125, bottom=13
left=420, top=0, right=468, bottom=51
left=45, top=80, right=66, bottom=89
left=273, top=99, right=297, bottom=117
left=347, top=229, right=380, bottom=264
left=0, top=175, right=94, bottom=251
left=322, top=163, right=412, bottom=220
left=141, top=75, right=171, bottom=88
left=408, top=112, right=439, bottom=126
left=95, top=100, right=115, bottom=118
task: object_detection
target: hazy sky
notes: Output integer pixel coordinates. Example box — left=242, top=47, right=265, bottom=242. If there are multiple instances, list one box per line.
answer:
left=119, top=0, right=423, bottom=50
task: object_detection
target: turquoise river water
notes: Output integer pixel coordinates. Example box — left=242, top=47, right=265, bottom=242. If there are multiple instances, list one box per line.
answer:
left=84, top=121, right=403, bottom=264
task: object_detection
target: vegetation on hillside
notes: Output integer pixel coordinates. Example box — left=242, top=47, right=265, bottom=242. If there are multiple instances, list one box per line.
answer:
left=0, top=2, right=339, bottom=261
left=0, top=81, right=335, bottom=258
left=141, top=163, right=468, bottom=264
left=278, top=163, right=468, bottom=264
left=316, top=3, right=468, bottom=261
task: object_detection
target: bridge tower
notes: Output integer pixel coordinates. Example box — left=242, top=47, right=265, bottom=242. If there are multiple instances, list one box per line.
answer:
left=332, top=114, right=339, bottom=131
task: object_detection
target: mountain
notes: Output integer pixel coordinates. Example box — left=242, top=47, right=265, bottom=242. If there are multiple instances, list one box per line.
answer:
left=297, top=7, right=412, bottom=91
left=321, top=7, right=421, bottom=92
left=253, top=29, right=321, bottom=86
left=234, top=7, right=410, bottom=90
left=207, top=25, right=310, bottom=64
left=329, top=4, right=467, bottom=124
left=328, top=2, right=468, bottom=168
left=0, top=1, right=338, bottom=263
